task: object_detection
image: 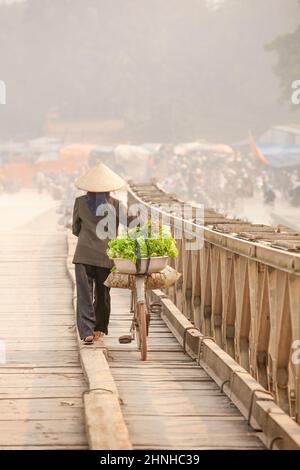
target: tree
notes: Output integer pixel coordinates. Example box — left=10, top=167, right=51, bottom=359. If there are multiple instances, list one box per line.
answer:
left=267, top=0, right=300, bottom=108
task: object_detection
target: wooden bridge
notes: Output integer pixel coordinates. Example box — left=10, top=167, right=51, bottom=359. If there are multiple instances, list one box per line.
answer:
left=0, top=184, right=300, bottom=450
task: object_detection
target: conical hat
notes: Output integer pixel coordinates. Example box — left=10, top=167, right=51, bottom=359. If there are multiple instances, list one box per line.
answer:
left=75, top=163, right=125, bottom=192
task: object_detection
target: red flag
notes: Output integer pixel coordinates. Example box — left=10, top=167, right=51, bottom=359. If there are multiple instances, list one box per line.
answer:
left=248, top=131, right=269, bottom=165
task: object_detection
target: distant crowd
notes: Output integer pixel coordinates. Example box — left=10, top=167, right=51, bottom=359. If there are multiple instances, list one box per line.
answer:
left=1, top=141, right=300, bottom=230
left=153, top=150, right=300, bottom=212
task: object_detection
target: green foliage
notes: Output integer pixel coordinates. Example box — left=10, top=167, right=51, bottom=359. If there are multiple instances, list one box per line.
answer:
left=107, top=221, right=178, bottom=262
left=107, top=236, right=136, bottom=262
left=267, top=21, right=300, bottom=105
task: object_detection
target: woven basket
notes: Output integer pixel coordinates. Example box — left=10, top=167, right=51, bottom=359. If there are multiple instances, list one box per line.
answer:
left=104, top=265, right=181, bottom=290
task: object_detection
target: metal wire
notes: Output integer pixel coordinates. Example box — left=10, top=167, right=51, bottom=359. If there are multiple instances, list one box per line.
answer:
left=221, top=379, right=230, bottom=393
left=82, top=387, right=114, bottom=397
left=248, top=388, right=274, bottom=429
left=269, top=436, right=283, bottom=450
left=197, top=335, right=216, bottom=365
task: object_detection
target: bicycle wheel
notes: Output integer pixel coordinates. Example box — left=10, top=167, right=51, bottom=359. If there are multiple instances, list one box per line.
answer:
left=136, top=302, right=147, bottom=361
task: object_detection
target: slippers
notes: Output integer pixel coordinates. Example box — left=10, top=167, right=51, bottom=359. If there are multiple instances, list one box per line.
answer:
left=94, top=331, right=104, bottom=341
left=83, top=335, right=94, bottom=345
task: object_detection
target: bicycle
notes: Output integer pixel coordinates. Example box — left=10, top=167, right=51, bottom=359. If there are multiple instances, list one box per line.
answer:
left=117, top=273, right=150, bottom=360
left=116, top=256, right=168, bottom=361
left=131, top=274, right=151, bottom=360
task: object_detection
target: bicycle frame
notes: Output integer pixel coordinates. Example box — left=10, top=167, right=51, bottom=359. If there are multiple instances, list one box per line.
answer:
left=129, top=274, right=150, bottom=345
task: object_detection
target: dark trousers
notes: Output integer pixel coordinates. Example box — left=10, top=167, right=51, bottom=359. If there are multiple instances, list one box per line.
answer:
left=75, top=263, right=111, bottom=340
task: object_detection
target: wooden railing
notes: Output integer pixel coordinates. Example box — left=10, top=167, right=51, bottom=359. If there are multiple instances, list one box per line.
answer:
left=128, top=181, right=300, bottom=425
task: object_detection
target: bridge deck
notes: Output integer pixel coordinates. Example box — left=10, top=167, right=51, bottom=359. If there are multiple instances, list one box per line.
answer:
left=0, top=214, right=264, bottom=450
left=105, top=289, right=264, bottom=450
left=0, top=231, right=88, bottom=449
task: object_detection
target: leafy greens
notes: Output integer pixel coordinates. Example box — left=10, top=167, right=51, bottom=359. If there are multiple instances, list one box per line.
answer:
left=107, top=221, right=178, bottom=262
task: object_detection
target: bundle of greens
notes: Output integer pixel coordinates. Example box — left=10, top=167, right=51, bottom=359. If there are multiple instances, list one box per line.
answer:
left=107, top=221, right=178, bottom=263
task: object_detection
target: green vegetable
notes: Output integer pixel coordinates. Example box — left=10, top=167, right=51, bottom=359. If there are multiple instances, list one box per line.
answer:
left=107, top=221, right=178, bottom=262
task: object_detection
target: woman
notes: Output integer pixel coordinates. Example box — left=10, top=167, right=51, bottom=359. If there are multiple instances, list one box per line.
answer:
left=72, top=162, right=126, bottom=344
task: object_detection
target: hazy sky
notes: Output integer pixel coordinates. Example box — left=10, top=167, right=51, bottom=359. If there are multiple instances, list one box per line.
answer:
left=0, top=0, right=299, bottom=142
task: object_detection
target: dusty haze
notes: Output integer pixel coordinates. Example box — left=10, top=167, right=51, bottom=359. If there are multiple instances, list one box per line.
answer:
left=0, top=0, right=300, bottom=142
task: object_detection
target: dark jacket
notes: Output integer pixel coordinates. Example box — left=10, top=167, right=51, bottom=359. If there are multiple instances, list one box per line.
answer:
left=72, top=195, right=125, bottom=269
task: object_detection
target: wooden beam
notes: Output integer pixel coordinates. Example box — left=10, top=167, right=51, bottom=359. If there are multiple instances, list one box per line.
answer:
left=66, top=232, right=132, bottom=450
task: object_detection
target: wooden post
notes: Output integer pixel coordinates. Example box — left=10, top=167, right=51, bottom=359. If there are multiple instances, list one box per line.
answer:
left=234, top=257, right=251, bottom=371
left=210, top=246, right=223, bottom=347
left=191, top=250, right=201, bottom=328
left=255, top=267, right=270, bottom=390
left=200, top=243, right=212, bottom=336
left=222, top=253, right=236, bottom=359
left=276, top=276, right=292, bottom=416
left=289, top=275, right=300, bottom=424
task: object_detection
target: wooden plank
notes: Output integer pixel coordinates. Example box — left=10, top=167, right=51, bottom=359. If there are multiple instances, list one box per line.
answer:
left=0, top=373, right=86, bottom=388
left=124, top=415, right=263, bottom=449
left=116, top=382, right=220, bottom=391
left=0, top=326, right=77, bottom=337
left=110, top=368, right=208, bottom=378
left=0, top=445, right=88, bottom=450
left=79, top=346, right=132, bottom=450
left=0, top=367, right=83, bottom=374
left=84, top=391, right=132, bottom=450
left=0, top=309, right=75, bottom=314
left=120, top=395, right=241, bottom=416
left=0, top=229, right=88, bottom=450
left=0, top=316, right=76, bottom=325
left=110, top=361, right=198, bottom=369
left=0, top=398, right=84, bottom=420
left=0, top=387, right=87, bottom=399
left=4, top=342, right=78, bottom=352
left=108, top=351, right=192, bottom=362
left=0, top=421, right=86, bottom=446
